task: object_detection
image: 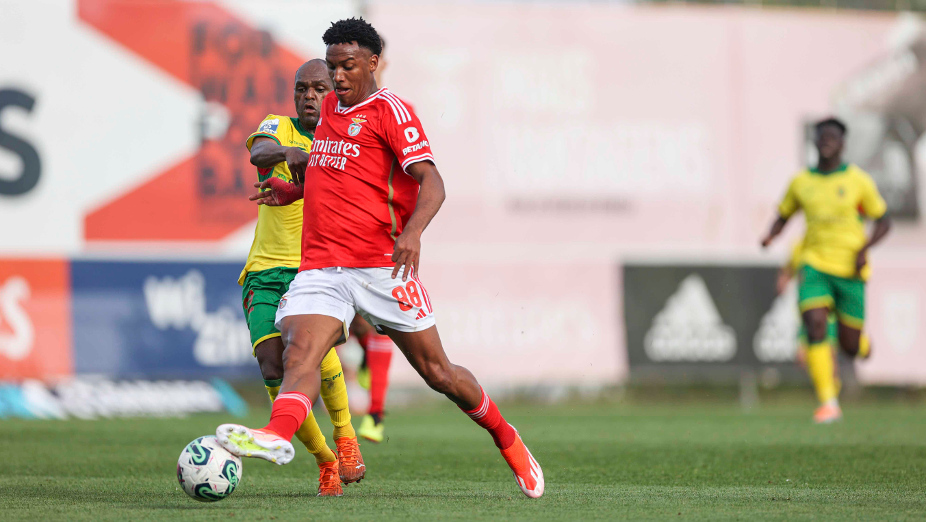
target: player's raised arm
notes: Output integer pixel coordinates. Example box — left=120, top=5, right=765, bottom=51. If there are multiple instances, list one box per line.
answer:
left=392, top=161, right=446, bottom=281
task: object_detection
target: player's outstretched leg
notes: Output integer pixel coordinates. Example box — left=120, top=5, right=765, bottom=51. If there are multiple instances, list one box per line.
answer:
left=317, top=348, right=365, bottom=484
left=385, top=326, right=544, bottom=498
left=256, top=338, right=342, bottom=495
left=217, top=314, right=345, bottom=466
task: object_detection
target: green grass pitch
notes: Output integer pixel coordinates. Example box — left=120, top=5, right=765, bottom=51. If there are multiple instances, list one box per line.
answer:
left=1, top=402, right=925, bottom=520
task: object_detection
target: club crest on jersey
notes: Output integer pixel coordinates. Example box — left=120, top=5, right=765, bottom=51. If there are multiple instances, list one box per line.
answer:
left=348, top=117, right=366, bottom=137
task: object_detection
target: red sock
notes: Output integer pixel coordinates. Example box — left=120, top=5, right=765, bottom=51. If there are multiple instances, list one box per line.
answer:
left=362, top=333, right=393, bottom=417
left=262, top=392, right=312, bottom=440
left=461, top=388, right=517, bottom=449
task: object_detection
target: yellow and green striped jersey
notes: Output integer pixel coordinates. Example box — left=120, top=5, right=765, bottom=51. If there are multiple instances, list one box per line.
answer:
left=238, top=114, right=313, bottom=285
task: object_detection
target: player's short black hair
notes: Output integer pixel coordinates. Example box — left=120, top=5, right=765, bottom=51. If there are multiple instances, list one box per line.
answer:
left=322, top=18, right=383, bottom=56
left=815, top=117, right=847, bottom=136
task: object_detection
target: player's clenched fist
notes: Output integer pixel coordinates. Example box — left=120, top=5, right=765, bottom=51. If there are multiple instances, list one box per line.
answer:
left=284, top=147, right=311, bottom=184
left=391, top=231, right=421, bottom=281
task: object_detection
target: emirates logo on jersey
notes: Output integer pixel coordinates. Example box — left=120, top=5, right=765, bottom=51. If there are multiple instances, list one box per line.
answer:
left=308, top=137, right=361, bottom=171
left=348, top=117, right=366, bottom=137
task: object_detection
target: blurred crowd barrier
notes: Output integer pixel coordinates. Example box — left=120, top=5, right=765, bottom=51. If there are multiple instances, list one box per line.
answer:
left=1, top=0, right=925, bottom=387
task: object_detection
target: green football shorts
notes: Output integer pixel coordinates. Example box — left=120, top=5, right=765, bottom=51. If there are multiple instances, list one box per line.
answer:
left=242, top=267, right=298, bottom=353
left=798, top=264, right=865, bottom=330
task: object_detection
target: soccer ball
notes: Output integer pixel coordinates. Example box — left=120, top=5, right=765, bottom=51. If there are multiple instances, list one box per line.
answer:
left=177, top=435, right=242, bottom=502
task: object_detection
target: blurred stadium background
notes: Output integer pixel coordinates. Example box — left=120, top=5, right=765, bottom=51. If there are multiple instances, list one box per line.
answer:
left=3, top=0, right=925, bottom=412
left=4, top=1, right=926, bottom=519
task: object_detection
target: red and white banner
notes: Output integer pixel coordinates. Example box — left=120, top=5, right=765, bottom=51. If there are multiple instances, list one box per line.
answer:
left=0, top=259, right=72, bottom=381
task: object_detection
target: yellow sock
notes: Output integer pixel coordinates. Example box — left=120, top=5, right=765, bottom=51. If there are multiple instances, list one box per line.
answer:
left=858, top=333, right=871, bottom=358
left=264, top=379, right=336, bottom=465
left=264, top=380, right=281, bottom=402
left=295, top=411, right=337, bottom=465
left=806, top=342, right=838, bottom=405
left=319, top=348, right=356, bottom=440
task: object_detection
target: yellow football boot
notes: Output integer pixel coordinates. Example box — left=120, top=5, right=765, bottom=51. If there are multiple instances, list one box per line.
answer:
left=357, top=414, right=384, bottom=444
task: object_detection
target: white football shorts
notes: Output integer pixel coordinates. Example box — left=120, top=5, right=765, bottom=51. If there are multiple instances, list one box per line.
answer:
left=274, top=267, right=436, bottom=339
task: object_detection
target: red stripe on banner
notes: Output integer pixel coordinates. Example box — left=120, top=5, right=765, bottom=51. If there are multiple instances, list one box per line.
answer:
left=78, top=0, right=308, bottom=242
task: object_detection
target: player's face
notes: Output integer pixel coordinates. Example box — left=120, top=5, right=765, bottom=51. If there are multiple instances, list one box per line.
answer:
left=326, top=42, right=379, bottom=107
left=294, top=66, right=333, bottom=129
left=815, top=125, right=844, bottom=162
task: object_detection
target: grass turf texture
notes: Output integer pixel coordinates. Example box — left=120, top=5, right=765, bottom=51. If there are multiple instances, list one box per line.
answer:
left=1, top=403, right=925, bottom=521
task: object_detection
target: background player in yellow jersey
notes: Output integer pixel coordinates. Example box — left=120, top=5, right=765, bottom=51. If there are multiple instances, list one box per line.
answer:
left=240, top=59, right=364, bottom=496
left=762, top=117, right=891, bottom=423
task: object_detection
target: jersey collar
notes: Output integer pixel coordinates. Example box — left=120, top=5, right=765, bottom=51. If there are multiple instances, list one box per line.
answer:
left=335, top=87, right=387, bottom=115
left=810, top=163, right=848, bottom=175
left=290, top=117, right=314, bottom=140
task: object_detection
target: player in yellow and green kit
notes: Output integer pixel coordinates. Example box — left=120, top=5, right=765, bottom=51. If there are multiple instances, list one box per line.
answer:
left=776, top=236, right=876, bottom=420
left=240, top=59, right=364, bottom=496
left=762, top=117, right=891, bottom=423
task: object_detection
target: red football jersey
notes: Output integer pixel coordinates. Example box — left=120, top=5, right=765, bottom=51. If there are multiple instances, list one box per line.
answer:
left=300, top=88, right=434, bottom=270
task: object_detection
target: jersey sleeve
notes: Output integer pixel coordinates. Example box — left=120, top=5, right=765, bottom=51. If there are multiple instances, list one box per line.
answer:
left=777, top=177, right=801, bottom=218
left=379, top=94, right=435, bottom=173
left=247, top=114, right=291, bottom=150
left=858, top=171, right=888, bottom=219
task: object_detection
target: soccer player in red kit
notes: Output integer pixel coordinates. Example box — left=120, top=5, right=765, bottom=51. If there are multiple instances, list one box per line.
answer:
left=215, top=18, right=543, bottom=498
left=353, top=36, right=398, bottom=444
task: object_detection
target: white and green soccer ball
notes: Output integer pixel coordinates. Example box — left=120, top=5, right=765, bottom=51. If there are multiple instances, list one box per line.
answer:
left=177, top=435, right=242, bottom=502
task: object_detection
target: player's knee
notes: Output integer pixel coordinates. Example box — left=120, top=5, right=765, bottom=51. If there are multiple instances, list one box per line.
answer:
left=421, top=363, right=455, bottom=395
left=838, top=332, right=860, bottom=356
left=806, top=317, right=828, bottom=342
left=258, top=358, right=285, bottom=381
left=254, top=339, right=285, bottom=381
left=281, top=335, right=325, bottom=371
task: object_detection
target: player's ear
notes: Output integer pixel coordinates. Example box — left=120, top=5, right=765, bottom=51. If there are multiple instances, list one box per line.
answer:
left=369, top=54, right=379, bottom=74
